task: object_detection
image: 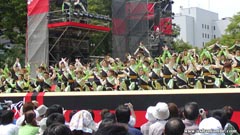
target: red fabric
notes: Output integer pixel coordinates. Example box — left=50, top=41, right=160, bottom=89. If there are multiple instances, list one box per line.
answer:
left=28, top=0, right=49, bottom=16
left=50, top=85, right=57, bottom=92
left=125, top=2, right=155, bottom=20
left=125, top=2, right=147, bottom=16
left=112, top=18, right=126, bottom=35
left=48, top=22, right=111, bottom=32
left=36, top=92, right=45, bottom=106
left=154, top=17, right=172, bottom=35
left=231, top=112, right=240, bottom=128
left=24, top=93, right=33, bottom=103
left=147, top=3, right=155, bottom=15
left=64, top=110, right=73, bottom=122
left=13, top=109, right=20, bottom=120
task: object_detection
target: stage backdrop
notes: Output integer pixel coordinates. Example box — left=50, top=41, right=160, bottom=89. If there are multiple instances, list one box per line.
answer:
left=27, top=0, right=49, bottom=77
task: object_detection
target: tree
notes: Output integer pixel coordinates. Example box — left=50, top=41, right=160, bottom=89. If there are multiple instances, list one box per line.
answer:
left=0, top=0, right=26, bottom=67
left=87, top=0, right=112, bottom=56
left=225, top=12, right=240, bottom=37
left=172, top=24, right=180, bottom=37
left=172, top=39, right=192, bottom=52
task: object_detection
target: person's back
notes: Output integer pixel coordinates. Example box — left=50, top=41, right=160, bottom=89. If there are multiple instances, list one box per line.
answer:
left=149, top=102, right=170, bottom=135
left=149, top=120, right=167, bottom=135
left=141, top=121, right=155, bottom=135
left=182, top=102, right=199, bottom=133
left=140, top=106, right=157, bottom=135
left=164, top=118, right=185, bottom=135
left=94, top=124, right=128, bottom=135
left=19, top=124, right=39, bottom=135
left=43, top=123, right=72, bottom=135
left=115, top=104, right=142, bottom=135
left=0, top=110, right=18, bottom=135
left=223, top=106, right=240, bottom=134
left=18, top=110, right=39, bottom=135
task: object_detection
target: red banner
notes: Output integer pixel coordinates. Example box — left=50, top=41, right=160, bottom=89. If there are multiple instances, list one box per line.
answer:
left=154, top=17, right=172, bottom=35
left=27, top=0, right=49, bottom=16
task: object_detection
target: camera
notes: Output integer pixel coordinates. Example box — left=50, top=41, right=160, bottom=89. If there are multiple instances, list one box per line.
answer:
left=199, top=108, right=205, bottom=115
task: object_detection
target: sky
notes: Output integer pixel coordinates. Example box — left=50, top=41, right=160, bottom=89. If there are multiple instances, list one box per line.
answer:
left=172, top=0, right=240, bottom=19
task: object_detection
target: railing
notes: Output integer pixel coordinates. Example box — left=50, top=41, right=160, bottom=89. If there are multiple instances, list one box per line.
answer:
left=48, top=9, right=111, bottom=27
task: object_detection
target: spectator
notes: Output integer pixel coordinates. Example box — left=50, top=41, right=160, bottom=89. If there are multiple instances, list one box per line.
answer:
left=102, top=112, right=116, bottom=122
left=43, top=123, right=72, bottom=135
left=223, top=106, right=240, bottom=133
left=115, top=104, right=142, bottom=135
left=100, top=109, right=110, bottom=120
left=39, top=104, right=64, bottom=134
left=45, top=104, right=63, bottom=116
left=178, top=106, right=185, bottom=120
left=94, top=123, right=128, bottom=135
left=18, top=110, right=39, bottom=135
left=196, top=117, right=225, bottom=135
left=97, top=109, right=110, bottom=127
left=88, top=109, right=95, bottom=120
left=125, top=103, right=137, bottom=127
left=168, top=102, right=179, bottom=119
left=46, top=113, right=65, bottom=127
left=69, top=110, right=97, bottom=135
left=149, top=102, right=170, bottom=135
left=208, top=109, right=228, bottom=131
left=182, top=102, right=199, bottom=133
left=164, top=118, right=185, bottom=135
left=141, top=106, right=157, bottom=135
left=70, top=110, right=78, bottom=121
left=36, top=105, right=48, bottom=123
left=0, top=110, right=18, bottom=135
left=16, top=102, right=36, bottom=126
left=98, top=117, right=116, bottom=130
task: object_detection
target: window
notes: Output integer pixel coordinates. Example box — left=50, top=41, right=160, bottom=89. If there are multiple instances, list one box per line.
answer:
left=202, top=24, right=204, bottom=29
left=205, top=24, right=206, bottom=29
left=203, top=42, right=205, bottom=47
left=214, top=35, right=216, bottom=39
left=208, top=34, right=209, bottom=39
left=205, top=33, right=207, bottom=38
left=207, top=25, right=209, bottom=30
left=202, top=33, right=204, bottom=38
left=213, top=26, right=216, bottom=30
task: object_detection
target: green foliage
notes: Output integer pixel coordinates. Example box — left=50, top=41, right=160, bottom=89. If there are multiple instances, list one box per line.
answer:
left=88, top=0, right=112, bottom=15
left=172, top=39, right=192, bottom=52
left=0, top=45, right=24, bottom=68
left=87, top=0, right=112, bottom=56
left=172, top=25, right=180, bottom=37
left=0, top=0, right=26, bottom=66
left=226, top=12, right=240, bottom=36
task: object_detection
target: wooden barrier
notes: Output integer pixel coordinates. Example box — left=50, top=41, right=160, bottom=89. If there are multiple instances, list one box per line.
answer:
left=1, top=89, right=240, bottom=127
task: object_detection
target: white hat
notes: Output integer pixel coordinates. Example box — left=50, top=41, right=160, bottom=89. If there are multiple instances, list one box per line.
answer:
left=36, top=105, right=48, bottom=117
left=145, top=106, right=157, bottom=122
left=152, top=102, right=169, bottom=120
left=198, top=117, right=224, bottom=135
left=69, top=110, right=97, bottom=133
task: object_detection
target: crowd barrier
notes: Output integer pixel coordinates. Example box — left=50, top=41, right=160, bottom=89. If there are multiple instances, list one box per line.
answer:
left=1, top=89, right=240, bottom=127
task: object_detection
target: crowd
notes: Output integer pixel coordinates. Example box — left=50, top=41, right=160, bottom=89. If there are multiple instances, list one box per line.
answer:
left=1, top=41, right=240, bottom=93
left=0, top=100, right=239, bottom=135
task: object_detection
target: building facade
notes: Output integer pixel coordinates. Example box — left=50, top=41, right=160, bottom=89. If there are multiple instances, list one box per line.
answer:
left=173, top=7, right=231, bottom=48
